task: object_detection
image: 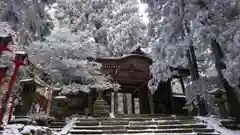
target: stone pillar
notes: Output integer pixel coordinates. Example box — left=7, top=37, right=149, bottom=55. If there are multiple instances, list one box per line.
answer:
left=114, top=91, right=118, bottom=114
left=131, top=94, right=135, bottom=114
left=123, top=93, right=128, bottom=114
left=148, top=91, right=154, bottom=114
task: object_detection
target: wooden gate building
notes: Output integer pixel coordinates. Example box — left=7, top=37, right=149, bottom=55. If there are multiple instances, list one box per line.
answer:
left=93, top=48, right=190, bottom=114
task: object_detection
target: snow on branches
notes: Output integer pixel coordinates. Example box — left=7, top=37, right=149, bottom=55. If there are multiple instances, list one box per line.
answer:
left=27, top=0, right=123, bottom=94
left=147, top=0, right=189, bottom=92
left=147, top=0, right=240, bottom=103
left=0, top=0, right=54, bottom=45
left=52, top=0, right=147, bottom=57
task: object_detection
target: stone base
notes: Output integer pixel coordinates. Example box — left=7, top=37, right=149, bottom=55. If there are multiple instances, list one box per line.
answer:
left=221, top=119, right=240, bottom=130
left=93, top=99, right=110, bottom=117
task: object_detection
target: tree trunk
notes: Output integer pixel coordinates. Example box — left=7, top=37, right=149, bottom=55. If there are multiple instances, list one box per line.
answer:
left=180, top=0, right=200, bottom=81
left=189, top=44, right=200, bottom=80
left=186, top=46, right=199, bottom=81
left=211, top=40, right=240, bottom=123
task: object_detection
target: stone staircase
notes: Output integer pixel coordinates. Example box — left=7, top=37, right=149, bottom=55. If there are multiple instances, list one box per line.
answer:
left=68, top=114, right=220, bottom=135
left=48, top=120, right=66, bottom=132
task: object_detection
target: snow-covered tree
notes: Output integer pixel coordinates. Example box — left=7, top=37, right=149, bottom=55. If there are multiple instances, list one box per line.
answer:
left=52, top=0, right=147, bottom=57
left=0, top=0, right=54, bottom=46
left=27, top=0, right=121, bottom=94
left=147, top=0, right=190, bottom=93
left=146, top=0, right=240, bottom=120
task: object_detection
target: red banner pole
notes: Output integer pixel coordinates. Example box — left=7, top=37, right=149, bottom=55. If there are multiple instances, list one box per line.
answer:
left=0, top=64, right=20, bottom=124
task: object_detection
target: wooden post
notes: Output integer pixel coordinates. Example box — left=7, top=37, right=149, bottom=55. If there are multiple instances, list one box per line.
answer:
left=108, top=92, right=112, bottom=113
left=179, top=77, right=185, bottom=94
left=148, top=91, right=154, bottom=114
left=46, top=89, right=52, bottom=117
left=131, top=94, right=135, bottom=114
left=138, top=90, right=144, bottom=114
left=123, top=93, right=128, bottom=114
left=84, top=108, right=89, bottom=119
left=168, top=80, right=175, bottom=114
left=88, top=90, right=93, bottom=114
left=114, top=91, right=118, bottom=114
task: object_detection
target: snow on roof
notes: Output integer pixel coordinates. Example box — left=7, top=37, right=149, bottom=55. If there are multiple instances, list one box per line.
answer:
left=209, top=88, right=226, bottom=94
left=19, top=78, right=34, bottom=83
left=60, top=84, right=90, bottom=95
left=96, top=54, right=151, bottom=61
left=173, top=94, right=186, bottom=98
left=14, top=51, right=26, bottom=54
left=54, top=95, right=67, bottom=99
left=95, top=47, right=151, bottom=61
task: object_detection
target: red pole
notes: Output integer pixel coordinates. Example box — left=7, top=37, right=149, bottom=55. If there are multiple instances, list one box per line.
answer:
left=0, top=72, right=6, bottom=124
left=0, top=63, right=21, bottom=124
left=39, top=95, right=43, bottom=109
left=7, top=98, right=14, bottom=122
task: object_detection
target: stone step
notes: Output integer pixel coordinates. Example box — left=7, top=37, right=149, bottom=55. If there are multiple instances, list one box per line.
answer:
left=75, top=118, right=197, bottom=122
left=49, top=121, right=66, bottom=131
left=193, top=128, right=215, bottom=133
left=76, top=116, right=195, bottom=121
left=72, top=123, right=207, bottom=130
left=115, top=114, right=191, bottom=118
left=197, top=133, right=220, bottom=135
left=50, top=128, right=62, bottom=132
left=49, top=125, right=65, bottom=128
left=14, top=116, right=31, bottom=119
left=115, top=114, right=166, bottom=117
left=81, top=134, right=198, bottom=135
left=74, top=120, right=198, bottom=126
left=49, top=121, right=65, bottom=126
left=70, top=128, right=211, bottom=134
left=130, top=120, right=198, bottom=125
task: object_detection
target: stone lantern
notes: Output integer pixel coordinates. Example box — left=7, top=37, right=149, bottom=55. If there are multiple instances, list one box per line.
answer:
left=196, top=95, right=208, bottom=116
left=209, top=88, right=228, bottom=118
left=93, top=88, right=110, bottom=117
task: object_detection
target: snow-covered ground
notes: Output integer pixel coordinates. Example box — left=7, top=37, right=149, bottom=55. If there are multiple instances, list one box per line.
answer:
left=197, top=115, right=240, bottom=135
left=2, top=124, right=54, bottom=135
